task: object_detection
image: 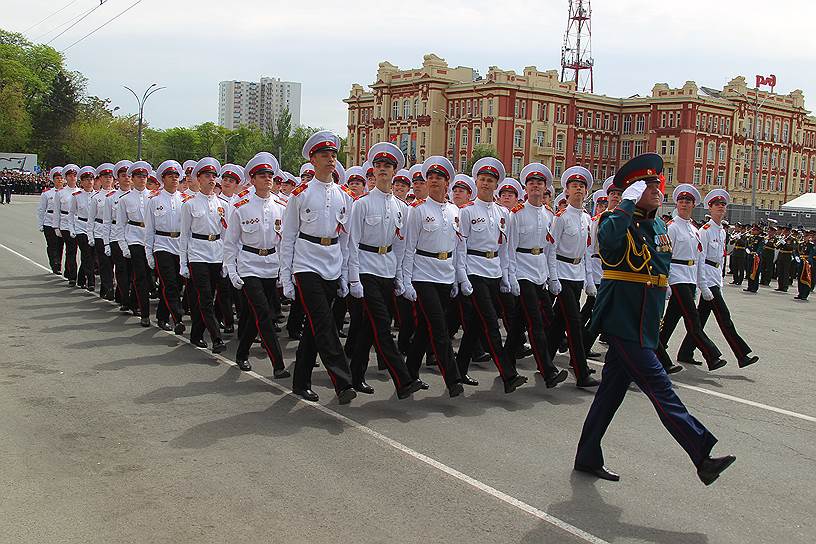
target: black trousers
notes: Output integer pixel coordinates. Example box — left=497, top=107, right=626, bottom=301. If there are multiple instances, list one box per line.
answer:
left=111, top=242, right=131, bottom=307
left=215, top=276, right=235, bottom=329
left=129, top=244, right=150, bottom=318
left=731, top=249, right=746, bottom=285
left=60, top=229, right=78, bottom=282
left=286, top=292, right=305, bottom=337
left=343, top=297, right=364, bottom=358
left=408, top=281, right=462, bottom=389
left=395, top=295, right=414, bottom=355
left=746, top=253, right=760, bottom=292
left=580, top=288, right=600, bottom=355
left=677, top=286, right=751, bottom=362
left=76, top=233, right=95, bottom=288
left=513, top=279, right=559, bottom=377
left=760, top=249, right=775, bottom=284
left=456, top=275, right=518, bottom=381
left=547, top=279, right=590, bottom=380
left=154, top=251, right=183, bottom=324
left=94, top=237, right=113, bottom=297
left=350, top=274, right=413, bottom=390
left=797, top=262, right=812, bottom=300
left=659, top=283, right=722, bottom=364
left=292, top=272, right=353, bottom=393
left=777, top=255, right=792, bottom=291
left=43, top=226, right=63, bottom=273
left=189, top=261, right=223, bottom=343
left=237, top=276, right=285, bottom=371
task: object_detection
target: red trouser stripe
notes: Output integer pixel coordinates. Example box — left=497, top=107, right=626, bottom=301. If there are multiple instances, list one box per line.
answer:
left=471, top=288, right=507, bottom=378
left=362, top=298, right=402, bottom=390
left=416, top=292, right=447, bottom=381
left=243, top=287, right=279, bottom=368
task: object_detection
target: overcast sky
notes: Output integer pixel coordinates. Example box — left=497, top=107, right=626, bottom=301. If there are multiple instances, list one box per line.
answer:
left=8, top=0, right=816, bottom=134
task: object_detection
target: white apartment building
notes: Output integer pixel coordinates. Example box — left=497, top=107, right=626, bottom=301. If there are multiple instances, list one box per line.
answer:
left=218, top=78, right=301, bottom=133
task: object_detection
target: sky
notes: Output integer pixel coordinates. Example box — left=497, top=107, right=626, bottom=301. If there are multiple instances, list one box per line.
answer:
left=7, top=0, right=816, bottom=134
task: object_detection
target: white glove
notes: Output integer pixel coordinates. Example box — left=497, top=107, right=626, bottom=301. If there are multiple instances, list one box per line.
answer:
left=460, top=278, right=474, bottom=296
left=55, top=229, right=62, bottom=238
left=69, top=231, right=76, bottom=239
left=146, top=253, right=155, bottom=270
left=622, top=180, right=647, bottom=203
left=220, top=266, right=228, bottom=278
left=229, top=272, right=244, bottom=290
left=548, top=278, right=562, bottom=296
left=510, top=277, right=521, bottom=297
left=282, top=280, right=295, bottom=301
left=180, top=264, right=189, bottom=278
left=393, top=277, right=405, bottom=297
left=122, top=246, right=131, bottom=259
left=500, top=275, right=511, bottom=294
left=349, top=281, right=364, bottom=299
left=337, top=276, right=349, bottom=298
left=403, top=284, right=417, bottom=302
left=585, top=282, right=597, bottom=297
left=701, top=286, right=714, bottom=302
left=104, top=244, right=111, bottom=257
left=38, top=226, right=44, bottom=232
left=450, top=282, right=459, bottom=298
left=666, top=288, right=672, bottom=302
left=88, top=238, right=95, bottom=247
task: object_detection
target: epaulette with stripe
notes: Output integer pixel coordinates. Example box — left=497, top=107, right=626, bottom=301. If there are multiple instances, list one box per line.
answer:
left=702, top=223, right=711, bottom=230
left=339, top=184, right=355, bottom=199
left=148, top=190, right=161, bottom=198
left=459, top=201, right=474, bottom=209
left=72, top=190, right=82, bottom=196
left=233, top=198, right=250, bottom=208
left=666, top=219, right=674, bottom=226
left=555, top=208, right=567, bottom=217
left=291, top=182, right=309, bottom=197
left=410, top=198, right=426, bottom=208
left=106, top=190, right=117, bottom=197
left=545, top=204, right=554, bottom=213
left=182, top=193, right=195, bottom=203
left=511, top=202, right=525, bottom=213
left=237, top=189, right=250, bottom=198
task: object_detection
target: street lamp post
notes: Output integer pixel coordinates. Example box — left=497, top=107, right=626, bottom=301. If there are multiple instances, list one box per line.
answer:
left=223, top=133, right=239, bottom=163
left=734, top=85, right=774, bottom=224
left=433, top=109, right=466, bottom=169
left=123, top=83, right=166, bottom=160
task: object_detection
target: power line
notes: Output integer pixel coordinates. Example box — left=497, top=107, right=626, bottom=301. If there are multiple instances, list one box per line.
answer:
left=21, top=0, right=80, bottom=34
left=33, top=4, right=96, bottom=42
left=61, top=0, right=142, bottom=53
left=47, top=0, right=109, bottom=46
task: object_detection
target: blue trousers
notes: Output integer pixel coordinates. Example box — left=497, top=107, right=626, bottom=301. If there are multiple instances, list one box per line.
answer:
left=576, top=336, right=717, bottom=469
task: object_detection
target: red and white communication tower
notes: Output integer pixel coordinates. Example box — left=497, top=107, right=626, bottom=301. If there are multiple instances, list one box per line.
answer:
left=560, top=0, right=594, bottom=93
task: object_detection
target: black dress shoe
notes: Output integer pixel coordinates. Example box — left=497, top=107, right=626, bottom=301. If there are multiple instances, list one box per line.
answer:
left=294, top=388, right=319, bottom=402
left=119, top=305, right=130, bottom=313
left=576, top=377, right=601, bottom=388
left=417, top=379, right=430, bottom=390
left=353, top=381, right=375, bottom=394
left=472, top=351, right=491, bottom=363
left=545, top=369, right=568, bottom=388
left=558, top=338, right=568, bottom=353
left=504, top=374, right=528, bottom=394
left=338, top=329, right=348, bottom=338
left=157, top=321, right=173, bottom=331
left=697, top=454, right=736, bottom=486
left=707, top=358, right=728, bottom=371
left=448, top=383, right=464, bottom=398
left=132, top=309, right=141, bottom=317
left=337, top=387, right=357, bottom=405
left=236, top=359, right=252, bottom=371
left=462, top=374, right=479, bottom=386
left=273, top=368, right=291, bottom=379
left=574, top=463, right=620, bottom=482
left=140, top=317, right=150, bottom=328
left=586, top=350, right=603, bottom=359
left=222, top=325, right=235, bottom=334
left=86, top=285, right=95, bottom=293
left=174, top=322, right=185, bottom=335
left=191, top=338, right=208, bottom=349
left=397, top=380, right=423, bottom=400
left=677, top=357, right=704, bottom=366
left=587, top=366, right=596, bottom=374
left=68, top=280, right=76, bottom=287
left=212, top=339, right=226, bottom=354
left=738, top=355, right=759, bottom=368
left=515, top=344, right=533, bottom=358
left=665, top=363, right=684, bottom=374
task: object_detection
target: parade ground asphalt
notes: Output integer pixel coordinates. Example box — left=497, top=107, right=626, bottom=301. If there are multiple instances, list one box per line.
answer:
left=1, top=195, right=814, bottom=544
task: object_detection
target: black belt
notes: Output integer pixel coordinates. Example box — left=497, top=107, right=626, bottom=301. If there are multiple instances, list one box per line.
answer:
left=111, top=220, right=116, bottom=225
left=77, top=217, right=88, bottom=222
left=734, top=246, right=745, bottom=250
left=242, top=244, right=276, bottom=256
left=591, top=254, right=600, bottom=259
left=556, top=254, right=582, bottom=265
left=516, top=247, right=543, bottom=255
left=46, top=210, right=54, bottom=213
left=299, top=232, right=338, bottom=246
left=156, top=230, right=180, bottom=238
left=359, top=243, right=392, bottom=254
left=128, top=220, right=145, bottom=227
left=60, top=210, right=69, bottom=215
left=671, top=258, right=695, bottom=266
left=191, top=232, right=220, bottom=241
left=416, top=249, right=452, bottom=260
left=467, top=249, right=498, bottom=259
left=704, top=259, right=720, bottom=268
left=94, top=218, right=103, bottom=224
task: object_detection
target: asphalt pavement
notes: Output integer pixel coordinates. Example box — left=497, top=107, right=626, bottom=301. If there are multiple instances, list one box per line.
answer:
left=1, top=195, right=814, bottom=544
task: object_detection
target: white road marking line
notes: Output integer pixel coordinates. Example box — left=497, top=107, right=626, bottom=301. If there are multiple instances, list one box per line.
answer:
left=0, top=242, right=608, bottom=544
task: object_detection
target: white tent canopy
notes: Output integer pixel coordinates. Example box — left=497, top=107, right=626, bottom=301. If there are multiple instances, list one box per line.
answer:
left=780, top=193, right=816, bottom=213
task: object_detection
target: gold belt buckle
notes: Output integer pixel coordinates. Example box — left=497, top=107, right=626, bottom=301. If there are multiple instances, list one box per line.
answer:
left=208, top=234, right=217, bottom=241
left=485, top=251, right=496, bottom=259
left=573, top=257, right=581, bottom=264
left=531, top=247, right=541, bottom=256
left=320, top=237, right=332, bottom=246
left=437, top=251, right=448, bottom=260
left=378, top=246, right=388, bottom=255
left=258, top=248, right=269, bottom=256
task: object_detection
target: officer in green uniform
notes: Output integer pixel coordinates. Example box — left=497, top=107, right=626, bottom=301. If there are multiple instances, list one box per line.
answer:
left=743, top=224, right=764, bottom=293
left=575, top=153, right=735, bottom=486
left=729, top=224, right=747, bottom=285
left=794, top=230, right=814, bottom=301
left=775, top=226, right=795, bottom=292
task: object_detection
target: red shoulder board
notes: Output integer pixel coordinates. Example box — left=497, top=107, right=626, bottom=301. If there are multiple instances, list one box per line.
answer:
left=237, top=189, right=250, bottom=198
left=555, top=208, right=567, bottom=217
left=702, top=223, right=711, bottom=230
left=666, top=219, right=674, bottom=226
left=106, top=190, right=117, bottom=197
left=233, top=198, right=250, bottom=208
left=42, top=187, right=49, bottom=193
left=148, top=191, right=161, bottom=198
left=592, top=212, right=604, bottom=221
left=291, top=182, right=309, bottom=197
left=410, top=198, right=426, bottom=208
left=545, top=204, right=554, bottom=213
left=339, top=184, right=355, bottom=198
left=72, top=190, right=82, bottom=196
left=511, top=202, right=525, bottom=213
left=182, top=194, right=195, bottom=203
left=459, top=201, right=475, bottom=209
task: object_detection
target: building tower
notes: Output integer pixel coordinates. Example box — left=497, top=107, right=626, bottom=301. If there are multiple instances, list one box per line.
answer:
left=560, top=0, right=594, bottom=93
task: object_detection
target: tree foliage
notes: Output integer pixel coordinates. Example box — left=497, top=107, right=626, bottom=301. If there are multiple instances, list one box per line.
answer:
left=465, top=144, right=500, bottom=173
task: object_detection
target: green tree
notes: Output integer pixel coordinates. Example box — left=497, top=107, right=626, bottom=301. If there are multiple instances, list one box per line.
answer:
left=0, top=83, right=32, bottom=150
left=31, top=70, right=79, bottom=165
left=465, top=144, right=499, bottom=173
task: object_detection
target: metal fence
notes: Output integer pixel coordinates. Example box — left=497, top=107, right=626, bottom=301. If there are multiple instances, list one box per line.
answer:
left=658, top=203, right=816, bottom=228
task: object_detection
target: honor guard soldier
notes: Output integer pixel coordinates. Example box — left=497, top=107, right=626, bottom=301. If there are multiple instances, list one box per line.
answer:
left=392, top=168, right=412, bottom=202
left=576, top=153, right=736, bottom=486
left=794, top=230, right=814, bottom=300
left=402, top=156, right=465, bottom=397
left=658, top=183, right=726, bottom=371
left=215, top=164, right=245, bottom=335
left=182, top=160, right=198, bottom=194
left=224, top=152, right=289, bottom=377
left=579, top=186, right=609, bottom=358
left=38, top=167, right=65, bottom=274
left=70, top=166, right=97, bottom=291
left=299, top=162, right=315, bottom=183
left=58, top=164, right=80, bottom=286
left=279, top=131, right=357, bottom=404
left=180, top=157, right=228, bottom=353
left=730, top=224, right=748, bottom=285
left=546, top=166, right=599, bottom=388
left=392, top=167, right=418, bottom=355
left=144, top=160, right=186, bottom=334
left=345, top=142, right=423, bottom=399
left=507, top=163, right=568, bottom=387
left=279, top=172, right=297, bottom=204
left=775, top=226, right=795, bottom=292
left=677, top=189, right=759, bottom=368
left=106, top=160, right=133, bottom=310
left=409, top=163, right=428, bottom=201
left=743, top=224, right=764, bottom=293
left=454, top=157, right=527, bottom=393
left=89, top=163, right=115, bottom=299
left=760, top=223, right=778, bottom=286
left=117, top=161, right=153, bottom=326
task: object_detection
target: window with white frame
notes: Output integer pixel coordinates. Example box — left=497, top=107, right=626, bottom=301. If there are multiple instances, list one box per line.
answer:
left=576, top=110, right=583, bottom=127
left=536, top=130, right=545, bottom=146
left=669, top=140, right=676, bottom=156
left=575, top=137, right=582, bottom=155
left=634, top=140, right=644, bottom=156
left=621, top=141, right=631, bottom=160
left=556, top=133, right=565, bottom=152
left=474, top=128, right=481, bottom=145
left=404, top=100, right=411, bottom=118
left=706, top=169, right=713, bottom=184
left=461, top=127, right=468, bottom=147
left=707, top=142, right=715, bottom=162
left=623, top=115, right=632, bottom=134
left=695, top=141, right=703, bottom=160
left=636, top=115, right=645, bottom=133
left=693, top=167, right=701, bottom=184
left=719, top=144, right=726, bottom=162
left=514, top=128, right=524, bottom=148
left=512, top=157, right=522, bottom=177
left=391, top=101, right=398, bottom=119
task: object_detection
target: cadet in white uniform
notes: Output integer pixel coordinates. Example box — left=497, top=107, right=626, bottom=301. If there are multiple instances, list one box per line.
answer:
left=58, top=164, right=80, bottom=285
left=579, top=186, right=609, bottom=357
left=107, top=160, right=133, bottom=311
left=38, top=167, right=65, bottom=274
left=117, top=161, right=153, bottom=326
left=70, top=166, right=97, bottom=291
left=89, top=163, right=115, bottom=299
